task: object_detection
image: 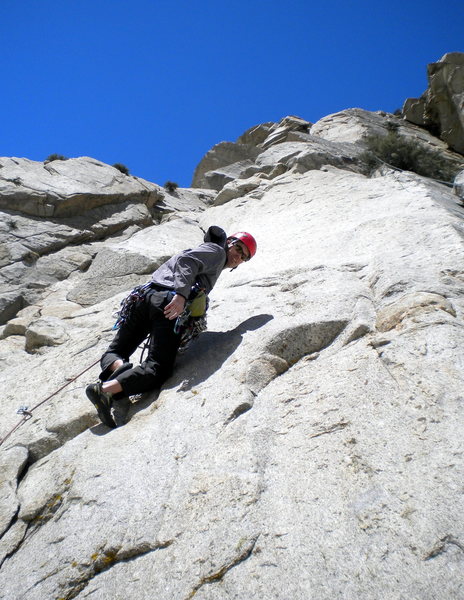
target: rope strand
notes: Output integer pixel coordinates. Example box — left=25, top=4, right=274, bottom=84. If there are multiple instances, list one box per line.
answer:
left=0, top=358, right=100, bottom=448
left=371, top=154, right=457, bottom=188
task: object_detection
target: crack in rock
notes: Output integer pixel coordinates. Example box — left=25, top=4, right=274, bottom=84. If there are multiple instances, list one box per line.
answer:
left=0, top=519, right=28, bottom=568
left=308, top=420, right=350, bottom=439
left=424, top=535, right=464, bottom=560
left=185, top=536, right=259, bottom=599
left=57, top=540, right=174, bottom=600
left=225, top=401, right=253, bottom=425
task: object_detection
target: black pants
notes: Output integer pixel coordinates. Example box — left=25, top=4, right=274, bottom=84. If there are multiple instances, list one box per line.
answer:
left=100, top=290, right=181, bottom=396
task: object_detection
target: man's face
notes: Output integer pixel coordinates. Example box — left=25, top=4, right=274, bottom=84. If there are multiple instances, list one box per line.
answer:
left=225, top=240, right=250, bottom=268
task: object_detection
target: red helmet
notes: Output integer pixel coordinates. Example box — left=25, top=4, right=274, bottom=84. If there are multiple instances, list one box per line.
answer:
left=229, top=231, right=257, bottom=259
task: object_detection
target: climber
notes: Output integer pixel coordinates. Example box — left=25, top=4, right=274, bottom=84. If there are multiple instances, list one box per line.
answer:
left=85, top=226, right=257, bottom=428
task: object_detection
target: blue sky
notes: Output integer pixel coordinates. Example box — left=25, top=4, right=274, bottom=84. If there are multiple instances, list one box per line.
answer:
left=2, top=0, right=463, bottom=187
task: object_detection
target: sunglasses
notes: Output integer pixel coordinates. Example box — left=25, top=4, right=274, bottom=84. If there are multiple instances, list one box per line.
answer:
left=233, top=241, right=250, bottom=261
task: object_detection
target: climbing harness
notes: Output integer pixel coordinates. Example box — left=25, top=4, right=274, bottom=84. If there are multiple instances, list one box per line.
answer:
left=112, top=282, right=153, bottom=329
left=0, top=358, right=101, bottom=448
left=173, top=283, right=209, bottom=351
left=178, top=315, right=208, bottom=352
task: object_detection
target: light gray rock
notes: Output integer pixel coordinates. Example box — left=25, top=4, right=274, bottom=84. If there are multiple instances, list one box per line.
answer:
left=152, top=187, right=215, bottom=220
left=199, top=159, right=258, bottom=191
left=0, top=291, right=25, bottom=326
left=0, top=211, right=89, bottom=270
left=33, top=247, right=93, bottom=281
left=67, top=217, right=205, bottom=306
left=191, top=142, right=261, bottom=189
left=1, top=162, right=463, bottom=599
left=0, top=192, right=158, bottom=324
left=0, top=446, right=28, bottom=536
left=2, top=307, right=40, bottom=338
left=193, top=117, right=313, bottom=192
left=311, top=108, right=464, bottom=177
left=403, top=52, right=464, bottom=154
left=255, top=137, right=363, bottom=177
left=213, top=176, right=265, bottom=206
left=454, top=169, right=464, bottom=200
left=1, top=82, right=464, bottom=600
left=260, top=115, right=312, bottom=150
left=0, top=157, right=161, bottom=217
left=312, top=108, right=448, bottom=149
left=199, top=134, right=365, bottom=195
left=25, top=317, right=70, bottom=352
left=236, top=121, right=275, bottom=146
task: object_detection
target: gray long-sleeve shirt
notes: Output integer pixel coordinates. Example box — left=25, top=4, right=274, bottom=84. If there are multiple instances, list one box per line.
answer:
left=150, top=226, right=228, bottom=299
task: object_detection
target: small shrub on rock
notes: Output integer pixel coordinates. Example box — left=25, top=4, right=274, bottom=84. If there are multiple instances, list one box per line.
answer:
left=44, top=154, right=68, bottom=163
left=360, top=131, right=461, bottom=183
left=164, top=181, right=179, bottom=193
left=385, top=120, right=400, bottom=132
left=113, top=163, right=130, bottom=176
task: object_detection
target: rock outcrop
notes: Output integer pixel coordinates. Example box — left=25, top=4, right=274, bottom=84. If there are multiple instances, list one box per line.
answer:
left=192, top=110, right=464, bottom=196
left=1, top=58, right=464, bottom=600
left=0, top=157, right=213, bottom=324
left=403, top=52, right=464, bottom=154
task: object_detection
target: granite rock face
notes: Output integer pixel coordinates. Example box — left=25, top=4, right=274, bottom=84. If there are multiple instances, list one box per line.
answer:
left=1, top=66, right=464, bottom=599
left=403, top=52, right=464, bottom=154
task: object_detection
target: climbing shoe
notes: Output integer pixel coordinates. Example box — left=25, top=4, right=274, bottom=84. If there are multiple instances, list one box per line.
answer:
left=86, top=382, right=116, bottom=429
left=111, top=396, right=131, bottom=427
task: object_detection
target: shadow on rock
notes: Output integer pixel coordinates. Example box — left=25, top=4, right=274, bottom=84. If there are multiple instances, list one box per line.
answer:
left=89, top=422, right=115, bottom=436
left=88, top=315, right=273, bottom=429
left=167, top=313, right=274, bottom=391
left=128, top=389, right=161, bottom=419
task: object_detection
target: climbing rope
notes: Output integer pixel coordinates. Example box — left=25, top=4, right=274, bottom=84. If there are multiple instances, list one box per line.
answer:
left=370, top=154, right=457, bottom=188
left=0, top=335, right=154, bottom=448
left=0, top=358, right=100, bottom=448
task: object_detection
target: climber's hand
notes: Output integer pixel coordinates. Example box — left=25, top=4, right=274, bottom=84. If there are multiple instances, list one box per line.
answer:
left=164, top=294, right=186, bottom=320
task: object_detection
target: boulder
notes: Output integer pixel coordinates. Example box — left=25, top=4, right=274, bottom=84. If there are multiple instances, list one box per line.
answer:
left=0, top=178, right=164, bottom=323
left=193, top=118, right=313, bottom=191
left=311, top=108, right=446, bottom=149
left=25, top=317, right=70, bottom=352
left=403, top=52, right=464, bottom=154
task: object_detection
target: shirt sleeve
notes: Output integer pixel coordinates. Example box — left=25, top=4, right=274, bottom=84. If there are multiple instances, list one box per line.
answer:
left=172, top=246, right=225, bottom=298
